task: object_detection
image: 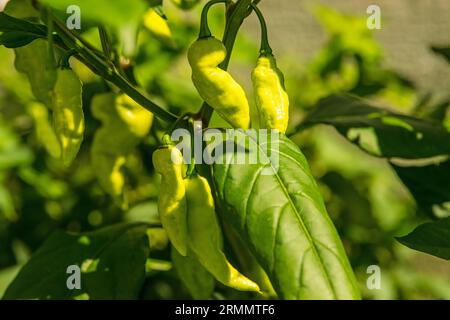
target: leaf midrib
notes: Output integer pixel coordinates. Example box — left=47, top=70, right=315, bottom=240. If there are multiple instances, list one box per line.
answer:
left=222, top=134, right=339, bottom=299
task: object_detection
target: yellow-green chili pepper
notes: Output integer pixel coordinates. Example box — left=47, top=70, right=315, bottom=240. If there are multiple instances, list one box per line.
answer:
left=153, top=145, right=188, bottom=256
left=115, top=94, right=154, bottom=138
left=185, top=174, right=260, bottom=292
left=52, top=68, right=84, bottom=166
left=188, top=0, right=250, bottom=129
left=251, top=4, right=289, bottom=133
left=91, top=93, right=153, bottom=197
left=143, top=8, right=175, bottom=47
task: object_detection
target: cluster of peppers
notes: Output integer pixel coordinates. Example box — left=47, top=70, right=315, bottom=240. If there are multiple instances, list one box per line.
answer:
left=188, top=0, right=289, bottom=132
left=15, top=0, right=286, bottom=293
left=153, top=144, right=260, bottom=292
left=153, top=2, right=289, bottom=292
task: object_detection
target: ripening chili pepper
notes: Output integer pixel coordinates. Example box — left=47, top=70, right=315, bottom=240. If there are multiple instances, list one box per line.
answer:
left=115, top=94, right=154, bottom=138
left=185, top=174, right=260, bottom=292
left=153, top=145, right=188, bottom=256
left=52, top=68, right=84, bottom=167
left=251, top=4, right=289, bottom=133
left=91, top=93, right=153, bottom=197
left=188, top=0, right=250, bottom=129
left=143, top=8, right=175, bottom=47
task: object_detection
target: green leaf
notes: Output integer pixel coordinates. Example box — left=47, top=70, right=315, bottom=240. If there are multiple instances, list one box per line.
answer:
left=397, top=218, right=450, bottom=260
left=3, top=0, right=40, bottom=19
left=40, top=0, right=147, bottom=56
left=392, top=160, right=450, bottom=217
left=3, top=223, right=150, bottom=300
left=212, top=132, right=360, bottom=299
left=0, top=31, right=39, bottom=48
left=0, top=12, right=46, bottom=34
left=14, top=39, right=56, bottom=107
left=431, top=46, right=450, bottom=64
left=302, top=95, right=450, bottom=159
left=171, top=247, right=215, bottom=300
left=0, top=1, right=43, bottom=48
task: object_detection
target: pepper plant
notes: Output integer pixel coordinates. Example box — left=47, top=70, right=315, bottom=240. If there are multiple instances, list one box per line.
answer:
left=0, top=0, right=449, bottom=300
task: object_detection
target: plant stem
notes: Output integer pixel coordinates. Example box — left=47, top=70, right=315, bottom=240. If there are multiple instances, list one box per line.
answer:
left=50, top=15, right=177, bottom=123
left=98, top=26, right=112, bottom=59
left=251, top=3, right=272, bottom=56
left=199, top=0, right=227, bottom=38
left=109, top=72, right=177, bottom=123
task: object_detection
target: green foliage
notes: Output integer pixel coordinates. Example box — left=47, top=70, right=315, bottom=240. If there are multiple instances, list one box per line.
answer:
left=398, top=219, right=450, bottom=260
left=0, top=0, right=449, bottom=301
left=302, top=95, right=450, bottom=159
left=0, top=12, right=46, bottom=47
left=171, top=247, right=215, bottom=299
left=213, top=132, right=360, bottom=299
left=3, top=223, right=150, bottom=299
left=40, top=0, right=147, bottom=56
left=393, top=161, right=450, bottom=218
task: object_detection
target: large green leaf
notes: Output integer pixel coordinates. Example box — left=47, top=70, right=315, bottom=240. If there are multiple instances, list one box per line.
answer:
left=397, top=218, right=450, bottom=260
left=3, top=223, right=150, bottom=300
left=392, top=160, right=450, bottom=217
left=40, top=0, right=147, bottom=56
left=212, top=132, right=360, bottom=299
left=302, top=95, right=450, bottom=159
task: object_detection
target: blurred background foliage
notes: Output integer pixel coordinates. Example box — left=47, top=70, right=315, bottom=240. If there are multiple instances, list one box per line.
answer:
left=0, top=0, right=449, bottom=299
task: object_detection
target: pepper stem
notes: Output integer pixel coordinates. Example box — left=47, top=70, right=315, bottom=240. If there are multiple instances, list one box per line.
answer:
left=162, top=134, right=173, bottom=146
left=60, top=49, right=77, bottom=69
left=199, top=0, right=228, bottom=39
left=186, top=118, right=197, bottom=177
left=251, top=4, right=273, bottom=56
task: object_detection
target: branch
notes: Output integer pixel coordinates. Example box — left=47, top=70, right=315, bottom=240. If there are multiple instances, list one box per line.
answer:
left=51, top=16, right=177, bottom=123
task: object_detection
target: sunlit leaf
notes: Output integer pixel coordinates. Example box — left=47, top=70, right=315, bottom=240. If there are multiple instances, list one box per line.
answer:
left=3, top=223, right=150, bottom=300
left=212, top=132, right=360, bottom=299
left=40, top=0, right=147, bottom=56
